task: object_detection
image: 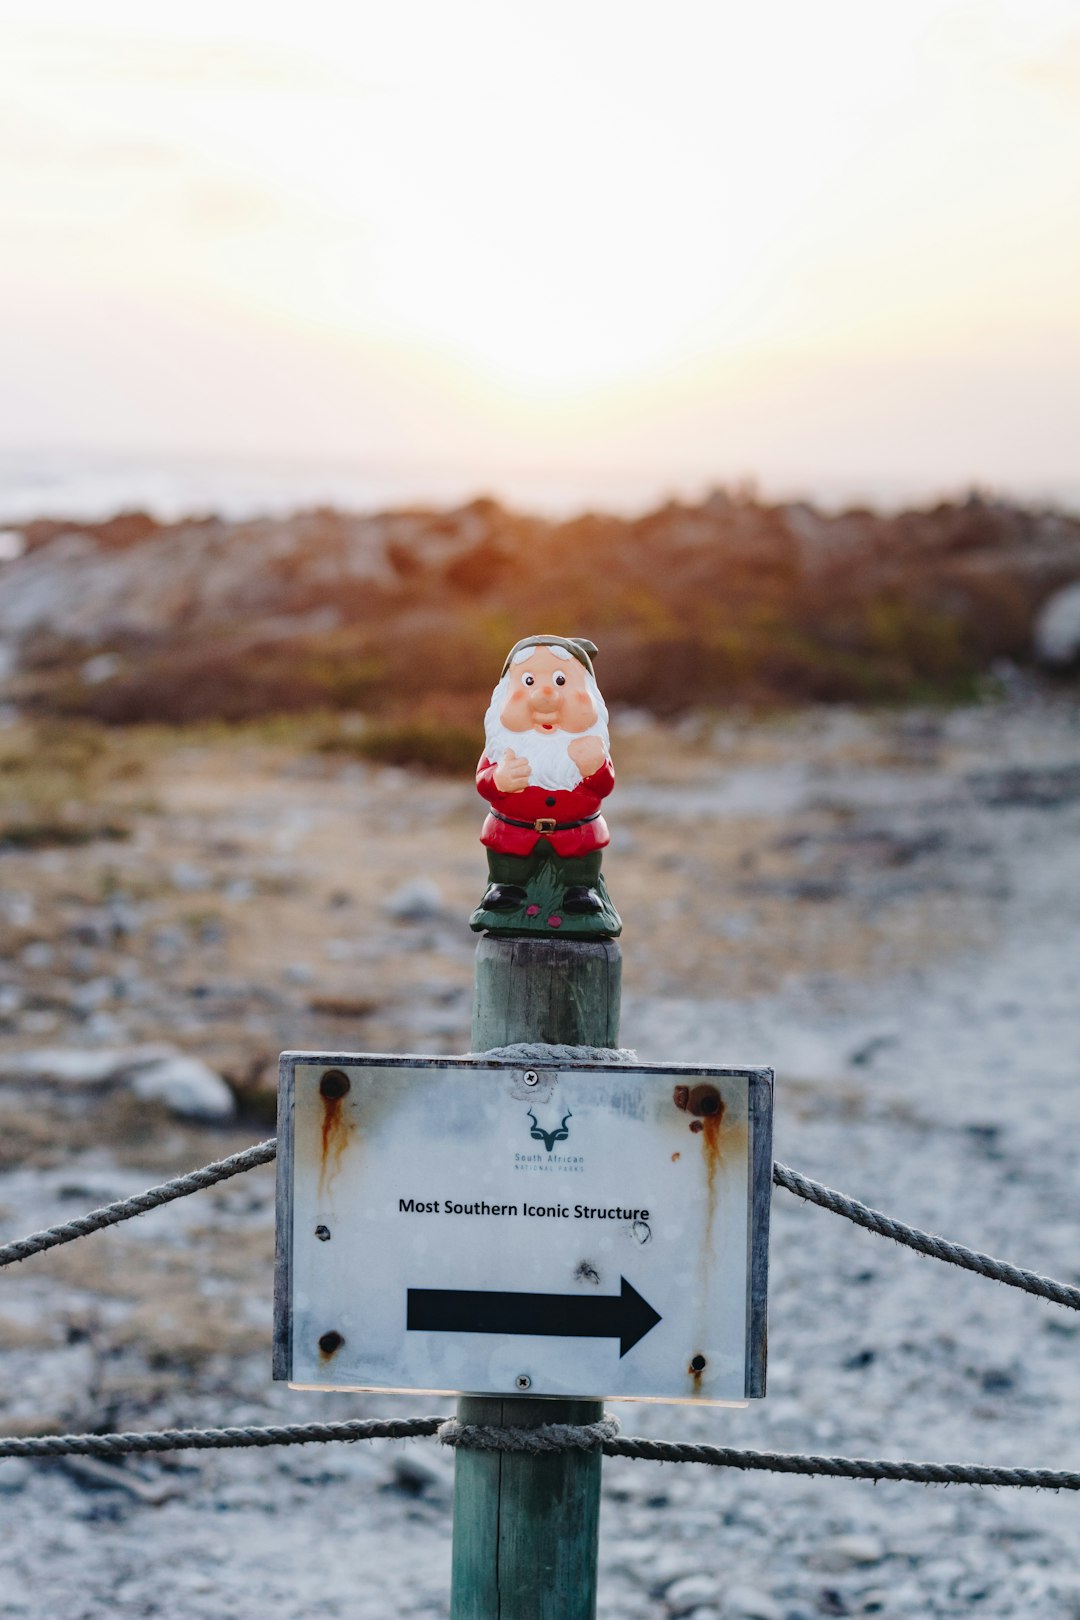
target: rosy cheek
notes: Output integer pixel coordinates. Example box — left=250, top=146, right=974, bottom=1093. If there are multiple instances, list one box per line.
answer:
left=500, top=691, right=531, bottom=731
left=559, top=690, right=598, bottom=733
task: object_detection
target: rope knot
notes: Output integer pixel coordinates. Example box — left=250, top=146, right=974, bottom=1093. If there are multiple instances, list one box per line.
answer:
left=437, top=1415, right=620, bottom=1455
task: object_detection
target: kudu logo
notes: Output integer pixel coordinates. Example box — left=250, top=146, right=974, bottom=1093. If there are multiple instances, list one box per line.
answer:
left=526, top=1108, right=572, bottom=1153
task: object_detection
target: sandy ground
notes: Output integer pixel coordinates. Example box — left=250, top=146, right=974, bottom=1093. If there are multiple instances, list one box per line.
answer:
left=1, top=695, right=1079, bottom=1618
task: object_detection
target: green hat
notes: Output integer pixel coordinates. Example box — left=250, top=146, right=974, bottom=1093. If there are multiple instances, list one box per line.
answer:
left=501, top=636, right=599, bottom=678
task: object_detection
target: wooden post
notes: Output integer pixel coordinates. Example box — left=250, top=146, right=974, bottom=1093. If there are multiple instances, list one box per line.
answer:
left=470, top=935, right=621, bottom=1053
left=451, top=934, right=622, bottom=1620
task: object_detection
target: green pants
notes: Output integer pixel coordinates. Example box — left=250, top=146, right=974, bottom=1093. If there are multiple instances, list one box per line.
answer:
left=486, top=840, right=602, bottom=888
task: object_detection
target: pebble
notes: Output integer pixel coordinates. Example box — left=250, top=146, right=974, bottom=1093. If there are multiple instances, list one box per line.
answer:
left=0, top=1460, right=31, bottom=1493
left=390, top=1452, right=450, bottom=1498
left=666, top=1574, right=720, bottom=1615
left=722, top=1587, right=783, bottom=1620
left=812, top=1535, right=886, bottom=1572
left=0, top=984, right=22, bottom=1016
left=169, top=861, right=210, bottom=891
left=80, top=653, right=121, bottom=684
left=71, top=977, right=115, bottom=1013
left=383, top=878, right=444, bottom=922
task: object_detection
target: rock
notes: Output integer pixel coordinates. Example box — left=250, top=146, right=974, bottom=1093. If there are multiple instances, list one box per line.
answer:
left=0, top=1045, right=173, bottom=1087
left=813, top=1534, right=886, bottom=1572
left=80, top=653, right=121, bottom=685
left=0, top=985, right=22, bottom=1017
left=170, top=861, right=210, bottom=891
left=57, top=1455, right=183, bottom=1504
left=70, top=977, right=115, bottom=1014
left=1034, top=580, right=1080, bottom=668
left=666, top=1574, right=720, bottom=1615
left=969, top=763, right=1080, bottom=808
left=0, top=1043, right=235, bottom=1120
left=0, top=1459, right=31, bottom=1493
left=69, top=910, right=114, bottom=947
left=382, top=877, right=444, bottom=922
left=721, top=1587, right=783, bottom=1620
left=126, top=1053, right=236, bottom=1121
left=390, top=1451, right=449, bottom=1497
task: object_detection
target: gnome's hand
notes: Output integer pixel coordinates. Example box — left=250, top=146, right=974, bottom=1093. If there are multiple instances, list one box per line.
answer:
left=494, top=748, right=532, bottom=793
left=568, top=736, right=606, bottom=777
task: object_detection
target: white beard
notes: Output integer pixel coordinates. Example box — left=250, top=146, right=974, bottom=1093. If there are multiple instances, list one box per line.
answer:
left=484, top=716, right=609, bottom=792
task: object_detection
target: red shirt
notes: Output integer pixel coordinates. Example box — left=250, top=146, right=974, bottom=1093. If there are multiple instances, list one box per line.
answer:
left=476, top=754, right=614, bottom=856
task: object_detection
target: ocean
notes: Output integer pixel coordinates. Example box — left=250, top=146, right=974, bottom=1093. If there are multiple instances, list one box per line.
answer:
left=0, top=448, right=1075, bottom=532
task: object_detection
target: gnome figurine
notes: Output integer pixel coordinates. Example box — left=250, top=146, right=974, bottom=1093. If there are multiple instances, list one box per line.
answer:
left=469, top=636, right=621, bottom=937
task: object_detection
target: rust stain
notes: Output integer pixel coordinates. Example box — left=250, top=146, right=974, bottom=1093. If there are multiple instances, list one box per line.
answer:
left=318, top=1071, right=353, bottom=1197
left=701, top=1109, right=724, bottom=1244
left=686, top=1090, right=751, bottom=1388
left=319, top=1096, right=352, bottom=1195
left=697, top=1109, right=749, bottom=1250
left=671, top=1151, right=681, bottom=1162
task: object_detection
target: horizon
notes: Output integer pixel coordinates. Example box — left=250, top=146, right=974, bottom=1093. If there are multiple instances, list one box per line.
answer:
left=2, top=444, right=1079, bottom=533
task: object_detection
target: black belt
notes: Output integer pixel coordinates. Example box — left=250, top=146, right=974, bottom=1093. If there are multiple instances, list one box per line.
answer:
left=489, top=809, right=601, bottom=834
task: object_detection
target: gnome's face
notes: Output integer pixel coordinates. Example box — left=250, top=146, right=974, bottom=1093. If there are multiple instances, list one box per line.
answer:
left=499, top=646, right=598, bottom=736
left=484, top=644, right=609, bottom=791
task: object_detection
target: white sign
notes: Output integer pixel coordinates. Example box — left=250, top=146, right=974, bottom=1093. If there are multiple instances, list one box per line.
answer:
left=275, top=1054, right=772, bottom=1405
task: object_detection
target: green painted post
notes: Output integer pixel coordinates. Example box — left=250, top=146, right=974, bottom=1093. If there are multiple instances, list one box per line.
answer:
left=450, top=933, right=622, bottom=1620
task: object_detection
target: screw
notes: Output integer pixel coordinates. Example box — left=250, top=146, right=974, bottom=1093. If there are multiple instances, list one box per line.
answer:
left=320, top=1070, right=350, bottom=1100
left=315, top=1225, right=331, bottom=1242
left=514, top=1374, right=532, bottom=1390
left=319, top=1331, right=344, bottom=1356
left=522, top=1070, right=539, bottom=1087
left=690, top=1354, right=707, bottom=1372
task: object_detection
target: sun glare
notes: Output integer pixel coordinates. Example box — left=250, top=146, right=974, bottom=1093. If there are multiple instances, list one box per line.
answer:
left=0, top=0, right=1078, bottom=478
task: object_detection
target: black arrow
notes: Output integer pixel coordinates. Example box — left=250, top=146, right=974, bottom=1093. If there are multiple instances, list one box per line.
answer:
left=407, top=1275, right=661, bottom=1358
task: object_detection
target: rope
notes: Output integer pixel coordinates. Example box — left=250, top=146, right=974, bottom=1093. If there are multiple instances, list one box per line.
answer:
left=438, top=1416, right=620, bottom=1454
left=3, top=1138, right=1079, bottom=1318
left=773, top=1161, right=1080, bottom=1312
left=3, top=1417, right=1079, bottom=1489
left=0, top=1417, right=443, bottom=1459
left=0, top=1139, right=277, bottom=1268
left=3, top=1134, right=1078, bottom=1320
left=3, top=1051, right=1077, bottom=1496
left=598, top=1438, right=1080, bottom=1490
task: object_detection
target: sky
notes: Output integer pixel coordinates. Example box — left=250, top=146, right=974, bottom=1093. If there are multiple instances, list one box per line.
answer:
left=0, top=0, right=1078, bottom=509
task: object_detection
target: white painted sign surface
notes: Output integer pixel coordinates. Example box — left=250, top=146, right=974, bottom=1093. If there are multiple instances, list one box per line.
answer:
left=275, top=1053, right=772, bottom=1405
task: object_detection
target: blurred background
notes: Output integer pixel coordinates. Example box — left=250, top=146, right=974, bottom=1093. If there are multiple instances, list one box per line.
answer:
left=1, top=4, right=1080, bottom=1619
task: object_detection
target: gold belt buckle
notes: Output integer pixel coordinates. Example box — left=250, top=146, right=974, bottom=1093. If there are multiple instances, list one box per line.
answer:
left=534, top=817, right=557, bottom=833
